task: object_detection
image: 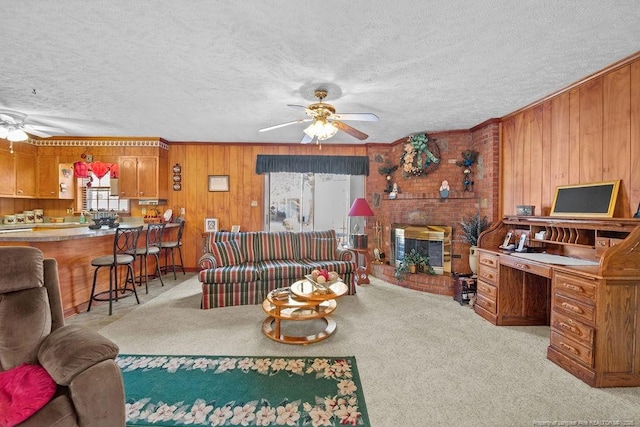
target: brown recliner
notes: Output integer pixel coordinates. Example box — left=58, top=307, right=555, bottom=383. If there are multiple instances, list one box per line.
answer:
left=0, top=246, right=125, bottom=426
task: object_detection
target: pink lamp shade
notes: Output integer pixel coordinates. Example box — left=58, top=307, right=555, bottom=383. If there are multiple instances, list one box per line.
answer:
left=348, top=198, right=375, bottom=217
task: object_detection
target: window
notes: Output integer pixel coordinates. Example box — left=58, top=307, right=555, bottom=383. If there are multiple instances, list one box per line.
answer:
left=79, top=173, right=129, bottom=213
left=265, top=172, right=364, bottom=245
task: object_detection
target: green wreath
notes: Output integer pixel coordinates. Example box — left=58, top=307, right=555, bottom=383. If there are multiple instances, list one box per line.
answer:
left=400, top=133, right=440, bottom=177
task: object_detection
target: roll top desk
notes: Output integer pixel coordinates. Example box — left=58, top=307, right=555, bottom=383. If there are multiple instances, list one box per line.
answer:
left=476, top=216, right=640, bottom=388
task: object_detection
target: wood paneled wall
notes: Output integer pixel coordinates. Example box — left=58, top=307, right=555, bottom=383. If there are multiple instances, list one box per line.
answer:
left=502, top=54, right=640, bottom=217
left=166, top=143, right=366, bottom=270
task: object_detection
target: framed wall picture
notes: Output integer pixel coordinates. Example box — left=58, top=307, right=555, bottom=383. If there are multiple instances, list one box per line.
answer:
left=204, top=218, right=219, bottom=232
left=208, top=175, right=229, bottom=192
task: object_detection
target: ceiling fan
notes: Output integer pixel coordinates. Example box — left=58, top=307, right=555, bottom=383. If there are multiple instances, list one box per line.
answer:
left=259, top=89, right=379, bottom=144
left=0, top=109, right=65, bottom=142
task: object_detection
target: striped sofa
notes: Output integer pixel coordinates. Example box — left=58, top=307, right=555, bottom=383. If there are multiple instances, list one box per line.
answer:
left=198, top=230, right=357, bottom=309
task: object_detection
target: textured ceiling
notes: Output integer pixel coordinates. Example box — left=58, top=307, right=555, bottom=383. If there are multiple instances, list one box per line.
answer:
left=1, top=1, right=639, bottom=144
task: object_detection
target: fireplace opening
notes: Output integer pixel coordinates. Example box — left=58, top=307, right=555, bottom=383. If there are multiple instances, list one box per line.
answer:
left=391, top=224, right=452, bottom=275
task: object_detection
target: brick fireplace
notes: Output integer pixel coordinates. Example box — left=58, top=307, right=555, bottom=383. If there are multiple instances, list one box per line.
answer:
left=364, top=124, right=500, bottom=296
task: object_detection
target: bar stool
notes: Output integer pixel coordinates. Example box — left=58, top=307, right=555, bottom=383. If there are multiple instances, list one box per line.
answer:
left=87, top=225, right=142, bottom=315
left=159, top=220, right=185, bottom=280
left=133, top=222, right=166, bottom=293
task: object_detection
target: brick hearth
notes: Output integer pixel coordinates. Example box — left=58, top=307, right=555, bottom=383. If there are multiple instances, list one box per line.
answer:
left=370, top=263, right=454, bottom=296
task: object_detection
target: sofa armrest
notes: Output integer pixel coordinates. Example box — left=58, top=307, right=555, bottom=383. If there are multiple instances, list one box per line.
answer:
left=38, top=324, right=119, bottom=386
left=198, top=253, right=218, bottom=269
left=336, top=248, right=355, bottom=261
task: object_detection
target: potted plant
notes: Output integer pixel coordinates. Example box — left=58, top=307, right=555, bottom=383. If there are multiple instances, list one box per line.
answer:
left=459, top=212, right=492, bottom=274
left=394, top=249, right=435, bottom=280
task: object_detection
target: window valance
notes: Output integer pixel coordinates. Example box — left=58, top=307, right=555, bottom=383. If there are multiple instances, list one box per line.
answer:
left=255, top=155, right=369, bottom=176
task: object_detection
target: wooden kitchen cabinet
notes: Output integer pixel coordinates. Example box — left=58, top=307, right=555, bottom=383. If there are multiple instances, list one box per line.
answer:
left=118, top=156, right=166, bottom=199
left=0, top=148, right=15, bottom=197
left=37, top=156, right=74, bottom=199
left=0, top=144, right=36, bottom=198
left=15, top=152, right=37, bottom=197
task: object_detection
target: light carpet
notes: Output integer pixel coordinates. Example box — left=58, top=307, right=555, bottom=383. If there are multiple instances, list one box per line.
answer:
left=89, top=275, right=640, bottom=426
left=118, top=354, right=369, bottom=426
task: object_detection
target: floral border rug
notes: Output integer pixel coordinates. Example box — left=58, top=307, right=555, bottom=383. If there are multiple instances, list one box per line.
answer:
left=117, top=354, right=370, bottom=426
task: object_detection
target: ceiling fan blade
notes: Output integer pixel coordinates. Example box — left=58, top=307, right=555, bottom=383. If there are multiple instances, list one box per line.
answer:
left=24, top=128, right=53, bottom=138
left=259, top=118, right=311, bottom=132
left=25, top=124, right=65, bottom=133
left=0, top=109, right=27, bottom=124
left=333, top=121, right=368, bottom=140
left=300, top=134, right=314, bottom=144
left=331, top=112, right=379, bottom=122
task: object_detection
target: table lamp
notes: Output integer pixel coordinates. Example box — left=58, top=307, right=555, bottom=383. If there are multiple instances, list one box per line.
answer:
left=347, top=198, right=375, bottom=249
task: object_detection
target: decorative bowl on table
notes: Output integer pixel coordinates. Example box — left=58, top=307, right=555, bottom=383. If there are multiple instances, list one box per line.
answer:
left=304, top=273, right=341, bottom=292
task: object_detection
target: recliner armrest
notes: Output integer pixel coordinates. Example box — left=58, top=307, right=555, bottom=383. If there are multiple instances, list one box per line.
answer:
left=38, top=324, right=119, bottom=386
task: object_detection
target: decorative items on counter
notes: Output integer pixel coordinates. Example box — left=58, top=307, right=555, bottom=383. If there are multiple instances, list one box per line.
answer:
left=3, top=209, right=44, bottom=225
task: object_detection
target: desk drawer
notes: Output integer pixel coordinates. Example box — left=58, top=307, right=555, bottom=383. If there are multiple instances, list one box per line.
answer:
left=479, top=251, right=499, bottom=269
left=476, top=292, right=496, bottom=314
left=550, top=331, right=594, bottom=367
left=476, top=280, right=497, bottom=301
left=550, top=311, right=594, bottom=346
left=500, top=255, right=552, bottom=278
left=554, top=272, right=596, bottom=303
left=552, top=293, right=595, bottom=324
left=478, top=266, right=498, bottom=286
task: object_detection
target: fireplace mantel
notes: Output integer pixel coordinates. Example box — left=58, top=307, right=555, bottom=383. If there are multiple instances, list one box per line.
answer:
left=382, top=191, right=476, bottom=200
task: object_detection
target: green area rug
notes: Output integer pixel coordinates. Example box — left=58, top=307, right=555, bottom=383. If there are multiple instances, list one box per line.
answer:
left=117, top=354, right=370, bottom=426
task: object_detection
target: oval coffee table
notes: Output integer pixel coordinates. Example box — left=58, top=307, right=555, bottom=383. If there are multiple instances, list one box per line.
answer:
left=262, top=279, right=348, bottom=344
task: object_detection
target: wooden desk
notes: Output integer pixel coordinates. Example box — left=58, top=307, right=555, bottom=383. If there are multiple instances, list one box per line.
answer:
left=477, top=216, right=640, bottom=388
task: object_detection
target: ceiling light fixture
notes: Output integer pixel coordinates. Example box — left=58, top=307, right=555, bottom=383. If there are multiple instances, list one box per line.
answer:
left=7, top=128, right=28, bottom=142
left=303, top=118, right=338, bottom=141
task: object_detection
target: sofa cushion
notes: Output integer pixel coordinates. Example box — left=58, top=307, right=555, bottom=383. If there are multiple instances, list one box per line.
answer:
left=207, top=232, right=257, bottom=262
left=312, top=237, right=337, bottom=261
left=210, top=240, right=245, bottom=266
left=299, top=230, right=335, bottom=259
left=198, top=263, right=261, bottom=284
left=254, top=232, right=300, bottom=261
left=258, top=260, right=308, bottom=281
left=0, top=363, right=57, bottom=426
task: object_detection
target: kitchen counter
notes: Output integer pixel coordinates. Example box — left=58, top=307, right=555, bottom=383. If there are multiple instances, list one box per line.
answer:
left=0, top=221, right=182, bottom=316
left=0, top=222, right=179, bottom=242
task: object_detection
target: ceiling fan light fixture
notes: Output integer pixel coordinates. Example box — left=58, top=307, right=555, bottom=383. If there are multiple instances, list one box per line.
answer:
left=7, top=128, right=28, bottom=142
left=303, top=119, right=338, bottom=141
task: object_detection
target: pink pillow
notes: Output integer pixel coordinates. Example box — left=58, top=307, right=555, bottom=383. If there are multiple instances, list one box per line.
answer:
left=0, top=364, right=57, bottom=427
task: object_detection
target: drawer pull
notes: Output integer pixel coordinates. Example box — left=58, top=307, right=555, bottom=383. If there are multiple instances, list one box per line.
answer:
left=481, top=273, right=493, bottom=280
left=563, top=283, right=583, bottom=293
left=559, top=321, right=580, bottom=335
left=515, top=263, right=529, bottom=270
left=561, top=302, right=583, bottom=314
left=559, top=341, right=579, bottom=355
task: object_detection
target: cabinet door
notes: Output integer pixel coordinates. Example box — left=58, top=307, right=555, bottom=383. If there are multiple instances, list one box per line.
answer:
left=37, top=156, right=59, bottom=198
left=15, top=152, right=36, bottom=197
left=0, top=149, right=15, bottom=196
left=118, top=156, right=139, bottom=198
left=136, top=156, right=158, bottom=198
